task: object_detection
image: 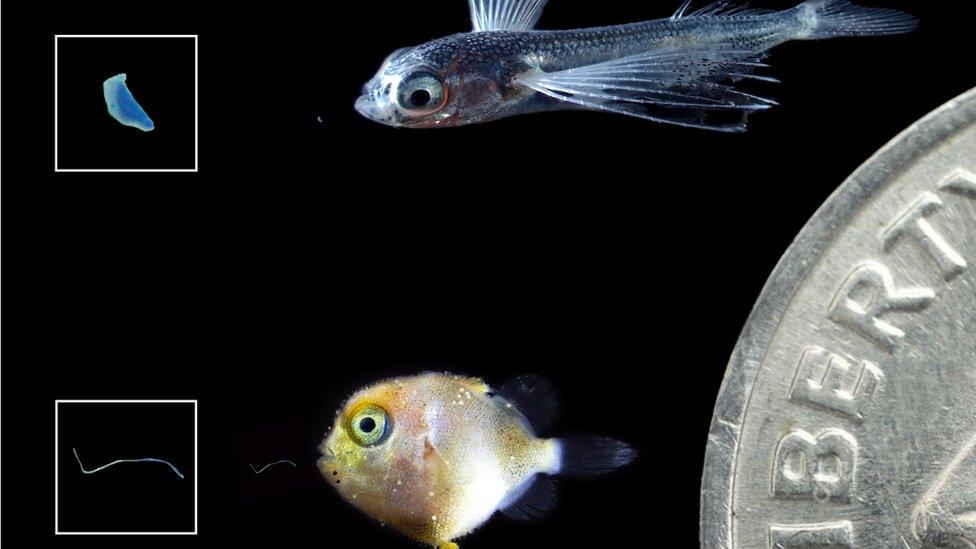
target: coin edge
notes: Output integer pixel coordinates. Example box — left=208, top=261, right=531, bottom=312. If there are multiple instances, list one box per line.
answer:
left=699, top=88, right=976, bottom=549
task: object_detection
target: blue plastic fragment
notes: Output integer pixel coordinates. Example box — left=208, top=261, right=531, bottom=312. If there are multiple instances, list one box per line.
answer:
left=103, top=73, right=154, bottom=132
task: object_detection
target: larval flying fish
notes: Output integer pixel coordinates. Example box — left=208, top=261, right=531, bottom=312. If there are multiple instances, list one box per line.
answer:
left=318, top=372, right=636, bottom=548
left=355, top=0, right=917, bottom=131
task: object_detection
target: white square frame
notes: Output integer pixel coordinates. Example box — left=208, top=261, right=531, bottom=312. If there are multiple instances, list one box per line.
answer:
left=53, top=35, right=199, bottom=173
left=54, top=399, right=199, bottom=535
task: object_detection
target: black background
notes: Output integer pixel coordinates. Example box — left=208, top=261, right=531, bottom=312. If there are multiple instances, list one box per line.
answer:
left=3, top=0, right=975, bottom=547
left=56, top=37, right=196, bottom=170
left=57, top=402, right=195, bottom=533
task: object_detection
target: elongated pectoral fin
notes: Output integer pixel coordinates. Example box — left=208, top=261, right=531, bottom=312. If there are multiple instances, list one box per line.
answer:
left=515, top=44, right=778, bottom=132
left=467, top=0, right=548, bottom=32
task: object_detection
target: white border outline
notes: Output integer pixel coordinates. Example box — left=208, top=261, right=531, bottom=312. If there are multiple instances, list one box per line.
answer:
left=54, top=399, right=198, bottom=535
left=54, top=35, right=199, bottom=173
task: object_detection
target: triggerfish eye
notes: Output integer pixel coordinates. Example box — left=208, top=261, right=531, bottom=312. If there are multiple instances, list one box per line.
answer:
left=397, top=72, right=447, bottom=115
left=348, top=403, right=390, bottom=446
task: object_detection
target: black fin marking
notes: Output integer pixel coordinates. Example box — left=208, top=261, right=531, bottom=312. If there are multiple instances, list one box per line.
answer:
left=497, top=374, right=559, bottom=434
left=556, top=437, right=637, bottom=477
left=500, top=474, right=557, bottom=521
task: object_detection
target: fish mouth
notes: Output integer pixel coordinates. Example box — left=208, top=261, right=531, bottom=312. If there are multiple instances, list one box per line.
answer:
left=354, top=94, right=396, bottom=127
left=320, top=444, right=336, bottom=462
left=354, top=94, right=374, bottom=118
left=317, top=443, right=337, bottom=475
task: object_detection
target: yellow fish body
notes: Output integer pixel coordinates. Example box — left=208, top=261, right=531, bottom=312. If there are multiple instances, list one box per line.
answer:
left=318, top=372, right=635, bottom=548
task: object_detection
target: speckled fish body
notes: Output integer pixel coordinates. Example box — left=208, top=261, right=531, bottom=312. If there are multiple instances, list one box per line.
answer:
left=318, top=372, right=634, bottom=548
left=355, top=0, right=917, bottom=130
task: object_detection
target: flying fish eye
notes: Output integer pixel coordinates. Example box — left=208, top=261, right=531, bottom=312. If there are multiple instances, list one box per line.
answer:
left=397, top=72, right=448, bottom=115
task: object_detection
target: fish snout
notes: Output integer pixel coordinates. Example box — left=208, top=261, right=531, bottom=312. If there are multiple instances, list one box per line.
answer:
left=322, top=444, right=336, bottom=462
left=317, top=443, right=338, bottom=476
left=355, top=79, right=400, bottom=127
left=354, top=94, right=376, bottom=119
left=354, top=93, right=396, bottom=127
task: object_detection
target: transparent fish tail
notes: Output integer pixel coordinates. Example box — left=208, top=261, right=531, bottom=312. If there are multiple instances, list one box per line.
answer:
left=796, top=0, right=919, bottom=39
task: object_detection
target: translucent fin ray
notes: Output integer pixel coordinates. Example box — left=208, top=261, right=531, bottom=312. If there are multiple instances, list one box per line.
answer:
left=672, top=0, right=694, bottom=20
left=468, top=0, right=549, bottom=32
left=802, top=0, right=919, bottom=39
left=516, top=44, right=778, bottom=132
left=672, top=1, right=775, bottom=20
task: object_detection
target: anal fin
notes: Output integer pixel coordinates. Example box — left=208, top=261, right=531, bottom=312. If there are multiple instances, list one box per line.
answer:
left=500, top=474, right=557, bottom=521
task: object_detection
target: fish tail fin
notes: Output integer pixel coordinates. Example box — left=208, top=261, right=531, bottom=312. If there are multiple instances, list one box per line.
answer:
left=796, top=0, right=918, bottom=39
left=552, top=436, right=636, bottom=477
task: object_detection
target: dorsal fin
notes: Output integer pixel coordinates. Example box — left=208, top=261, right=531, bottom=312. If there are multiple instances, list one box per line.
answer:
left=672, top=1, right=776, bottom=21
left=497, top=374, right=559, bottom=434
left=467, top=0, right=549, bottom=32
left=672, top=0, right=694, bottom=20
left=499, top=474, right=557, bottom=521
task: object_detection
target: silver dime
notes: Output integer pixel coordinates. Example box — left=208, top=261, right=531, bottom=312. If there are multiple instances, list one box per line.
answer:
left=701, top=88, right=976, bottom=549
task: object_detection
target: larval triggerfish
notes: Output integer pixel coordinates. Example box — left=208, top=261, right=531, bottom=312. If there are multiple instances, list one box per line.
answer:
left=318, top=372, right=636, bottom=548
